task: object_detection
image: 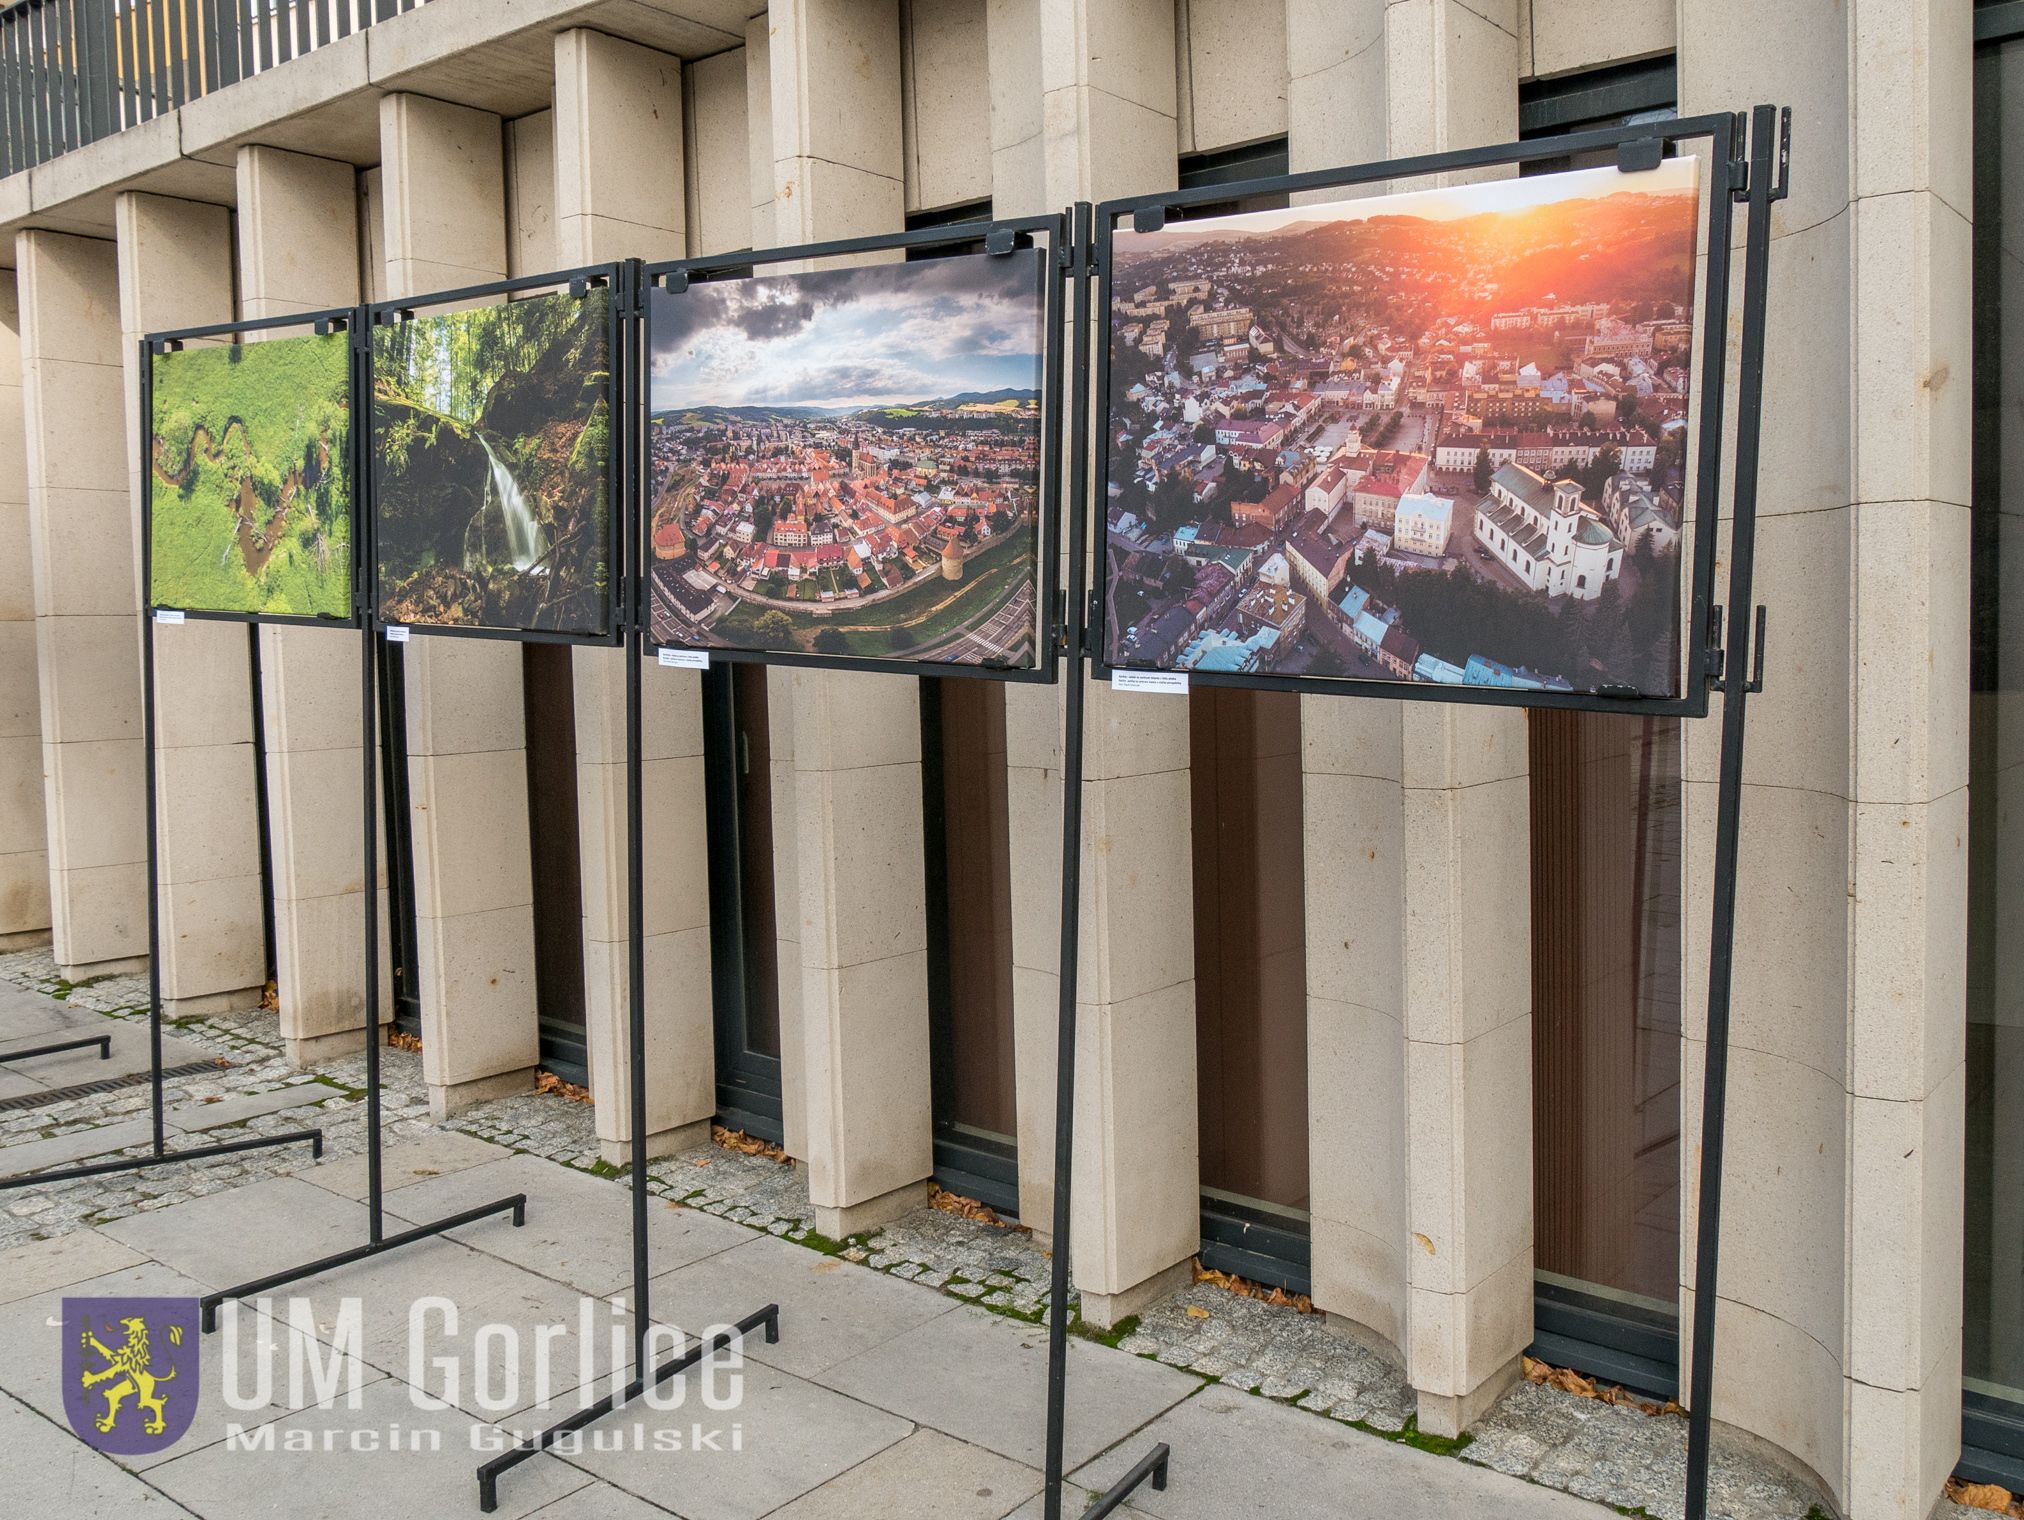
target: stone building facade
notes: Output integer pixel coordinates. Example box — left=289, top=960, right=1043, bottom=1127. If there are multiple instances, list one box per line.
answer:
left=0, top=2, right=1995, bottom=1516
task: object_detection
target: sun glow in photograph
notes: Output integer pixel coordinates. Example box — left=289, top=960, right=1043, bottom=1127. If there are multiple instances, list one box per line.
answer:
left=1103, top=158, right=1703, bottom=698
left=646, top=249, right=1049, bottom=669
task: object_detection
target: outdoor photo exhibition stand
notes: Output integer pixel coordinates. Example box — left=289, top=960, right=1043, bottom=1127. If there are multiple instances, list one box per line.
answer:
left=0, top=307, right=355, bottom=1196
left=1058, top=105, right=1788, bottom=1520
left=475, top=257, right=780, bottom=1513
left=168, top=296, right=540, bottom=1332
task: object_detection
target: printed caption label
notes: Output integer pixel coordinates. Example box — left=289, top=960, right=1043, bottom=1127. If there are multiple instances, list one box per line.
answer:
left=658, top=648, right=710, bottom=670
left=1111, top=670, right=1189, bottom=696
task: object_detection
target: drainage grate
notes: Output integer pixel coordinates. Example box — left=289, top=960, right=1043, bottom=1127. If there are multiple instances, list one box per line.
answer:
left=0, top=1058, right=228, bottom=1113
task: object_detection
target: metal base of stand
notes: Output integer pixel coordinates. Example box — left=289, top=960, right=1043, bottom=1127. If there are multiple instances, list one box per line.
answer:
left=0, top=1032, right=111, bottom=1064
left=1082, top=1443, right=1171, bottom=1518
left=197, top=1191, right=528, bottom=1331
left=0, top=1126, right=323, bottom=1192
left=475, top=1302, right=782, bottom=1514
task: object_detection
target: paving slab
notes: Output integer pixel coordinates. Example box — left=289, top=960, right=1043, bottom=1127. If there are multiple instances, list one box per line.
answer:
left=526, top=1484, right=682, bottom=1519
left=0, top=979, right=92, bottom=1036
left=100, top=1176, right=372, bottom=1289
left=556, top=1361, right=912, bottom=1520
left=0, top=1388, right=202, bottom=1519
left=763, top=1427, right=1043, bottom=1520
left=0, top=1020, right=216, bottom=1092
left=259, top=1230, right=645, bottom=1422
left=1069, top=1383, right=1618, bottom=1519
left=167, top=1085, right=333, bottom=1134
left=384, top=1153, right=753, bottom=1296
left=0, top=1117, right=159, bottom=1177
left=998, top=1481, right=1151, bottom=1518
left=295, top=1131, right=516, bottom=1200
left=147, top=1372, right=592, bottom=1520
left=643, top=1233, right=955, bottom=1377
left=0, top=1256, right=356, bottom=1473
left=0, top=1226, right=147, bottom=1304
left=816, top=1303, right=1199, bottom=1472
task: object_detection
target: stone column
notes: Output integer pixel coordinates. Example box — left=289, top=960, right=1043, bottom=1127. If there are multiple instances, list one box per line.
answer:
left=686, top=47, right=753, bottom=259
left=1284, top=0, right=1532, bottom=1436
left=1012, top=0, right=1201, bottom=1323
left=378, top=93, right=540, bottom=1117
left=235, top=144, right=391, bottom=1065
left=0, top=277, right=50, bottom=948
left=115, top=193, right=269, bottom=1017
left=1680, top=2, right=1971, bottom=1513
left=16, top=233, right=145, bottom=978
left=552, top=27, right=716, bottom=1163
left=1841, top=5, right=1971, bottom=1509
left=765, top=0, right=935, bottom=1238
left=16, top=232, right=146, bottom=976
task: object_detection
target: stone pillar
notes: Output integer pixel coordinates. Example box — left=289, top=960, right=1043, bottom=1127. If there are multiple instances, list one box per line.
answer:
left=1842, top=5, right=1971, bottom=1509
left=985, top=0, right=1059, bottom=1234
left=1013, top=0, right=1201, bottom=1323
left=1283, top=0, right=1531, bottom=1436
left=115, top=193, right=269, bottom=1017
left=765, top=0, right=934, bottom=1237
left=16, top=232, right=145, bottom=976
left=378, top=93, right=540, bottom=1117
left=685, top=47, right=752, bottom=259
left=552, top=27, right=716, bottom=1163
left=0, top=277, right=50, bottom=948
left=235, top=144, right=391, bottom=1065
left=744, top=16, right=775, bottom=255
left=1679, top=2, right=1971, bottom=1513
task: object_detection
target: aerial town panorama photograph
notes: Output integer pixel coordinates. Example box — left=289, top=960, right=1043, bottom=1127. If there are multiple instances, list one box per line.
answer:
left=646, top=249, right=1049, bottom=668
left=1103, top=158, right=1703, bottom=699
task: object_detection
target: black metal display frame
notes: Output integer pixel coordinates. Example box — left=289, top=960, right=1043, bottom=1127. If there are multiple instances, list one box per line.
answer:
left=475, top=259, right=780, bottom=1515
left=1041, top=108, right=1788, bottom=1520
left=1088, top=114, right=1744, bottom=719
left=0, top=310, right=356, bottom=1195
left=139, top=306, right=364, bottom=630
left=187, top=308, right=527, bottom=1332
left=365, top=264, right=629, bottom=650
left=638, top=213, right=1071, bottom=685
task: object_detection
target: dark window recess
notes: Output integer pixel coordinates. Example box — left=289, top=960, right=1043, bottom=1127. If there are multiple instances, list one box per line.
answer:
left=921, top=678, right=1021, bottom=1218
left=380, top=642, right=423, bottom=1041
left=1172, top=142, right=1312, bottom=1296
left=906, top=199, right=995, bottom=258
left=703, top=663, right=785, bottom=1142
left=245, top=624, right=278, bottom=994
left=1519, top=57, right=1677, bottom=179
left=523, top=645, right=589, bottom=1085
left=1963, top=4, right=2024, bottom=1490
left=1189, top=684, right=1311, bottom=1295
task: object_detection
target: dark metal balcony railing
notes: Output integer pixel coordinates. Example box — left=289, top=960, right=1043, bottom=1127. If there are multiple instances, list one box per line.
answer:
left=0, top=0, right=426, bottom=178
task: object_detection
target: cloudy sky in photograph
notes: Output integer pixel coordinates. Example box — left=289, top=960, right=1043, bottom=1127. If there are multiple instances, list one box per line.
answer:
left=650, top=249, right=1049, bottom=412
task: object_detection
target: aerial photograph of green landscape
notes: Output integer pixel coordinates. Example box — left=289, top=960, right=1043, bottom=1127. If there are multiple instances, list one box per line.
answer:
left=147, top=331, right=353, bottom=619
left=372, top=288, right=613, bottom=638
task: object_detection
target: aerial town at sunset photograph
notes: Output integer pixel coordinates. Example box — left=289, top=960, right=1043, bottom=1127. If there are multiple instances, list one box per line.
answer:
left=1102, top=159, right=1702, bottom=698
left=646, top=250, right=1049, bottom=668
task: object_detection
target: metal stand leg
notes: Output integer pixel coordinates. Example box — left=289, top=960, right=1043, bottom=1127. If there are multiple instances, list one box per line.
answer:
left=200, top=611, right=521, bottom=1329
left=1041, top=203, right=1175, bottom=1520
left=1682, top=104, right=1785, bottom=1520
left=475, top=263, right=780, bottom=1515
left=0, top=1033, right=112, bottom=1064
left=5, top=459, right=325, bottom=1190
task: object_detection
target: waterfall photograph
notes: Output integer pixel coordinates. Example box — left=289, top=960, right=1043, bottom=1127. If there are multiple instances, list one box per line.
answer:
left=371, top=287, right=613, bottom=637
left=147, top=330, right=353, bottom=620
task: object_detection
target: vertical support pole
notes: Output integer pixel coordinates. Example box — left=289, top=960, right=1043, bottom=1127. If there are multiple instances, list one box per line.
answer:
left=624, top=261, right=649, bottom=1376
left=140, top=339, right=165, bottom=1161
left=1043, top=201, right=1094, bottom=1520
left=358, top=315, right=384, bottom=1245
left=1683, top=104, right=1782, bottom=1520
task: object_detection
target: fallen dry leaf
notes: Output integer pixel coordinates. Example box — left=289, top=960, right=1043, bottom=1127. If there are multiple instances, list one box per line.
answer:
left=535, top=1070, right=594, bottom=1105
left=386, top=1029, right=423, bottom=1054
left=1944, top=1477, right=2018, bottom=1515
left=1190, top=1259, right=1317, bottom=1314
left=1185, top=1305, right=1211, bottom=1320
left=1525, top=1354, right=1681, bottom=1420
left=928, top=1183, right=1027, bottom=1231
left=712, top=1125, right=791, bottom=1164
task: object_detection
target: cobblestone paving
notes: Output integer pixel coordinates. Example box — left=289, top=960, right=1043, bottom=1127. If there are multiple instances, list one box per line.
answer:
left=0, top=947, right=1834, bottom=1519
